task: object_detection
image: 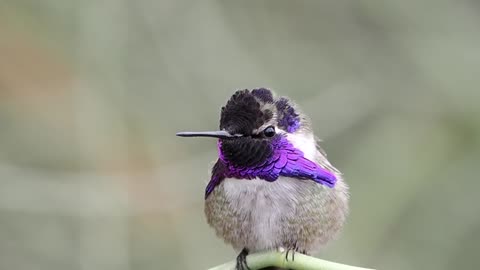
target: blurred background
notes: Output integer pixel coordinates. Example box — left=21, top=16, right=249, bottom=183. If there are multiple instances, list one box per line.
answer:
left=0, top=1, right=479, bottom=270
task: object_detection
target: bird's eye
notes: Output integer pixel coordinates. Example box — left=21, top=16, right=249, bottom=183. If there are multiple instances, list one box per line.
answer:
left=263, top=126, right=276, bottom=137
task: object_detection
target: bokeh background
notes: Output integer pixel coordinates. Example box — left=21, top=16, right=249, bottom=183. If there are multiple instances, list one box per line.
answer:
left=1, top=1, right=479, bottom=270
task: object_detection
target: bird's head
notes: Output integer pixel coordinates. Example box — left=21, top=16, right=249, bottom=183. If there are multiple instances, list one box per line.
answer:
left=177, top=88, right=314, bottom=168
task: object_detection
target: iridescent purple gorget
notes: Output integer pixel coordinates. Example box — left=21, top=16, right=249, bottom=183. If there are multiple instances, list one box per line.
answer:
left=205, top=135, right=337, bottom=198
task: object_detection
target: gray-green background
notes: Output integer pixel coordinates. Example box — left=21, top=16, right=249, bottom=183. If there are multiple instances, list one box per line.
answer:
left=1, top=1, right=479, bottom=270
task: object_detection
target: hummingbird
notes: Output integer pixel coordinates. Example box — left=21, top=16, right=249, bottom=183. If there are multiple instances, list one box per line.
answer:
left=177, top=88, right=349, bottom=270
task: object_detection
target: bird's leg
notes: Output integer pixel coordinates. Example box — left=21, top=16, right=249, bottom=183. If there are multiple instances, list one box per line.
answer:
left=236, top=248, right=250, bottom=270
left=285, top=241, right=299, bottom=262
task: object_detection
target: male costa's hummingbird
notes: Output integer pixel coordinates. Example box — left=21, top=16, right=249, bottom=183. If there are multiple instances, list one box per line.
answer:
left=177, top=89, right=349, bottom=270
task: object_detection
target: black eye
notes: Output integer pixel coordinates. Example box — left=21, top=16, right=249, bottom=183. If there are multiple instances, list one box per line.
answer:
left=263, top=126, right=276, bottom=137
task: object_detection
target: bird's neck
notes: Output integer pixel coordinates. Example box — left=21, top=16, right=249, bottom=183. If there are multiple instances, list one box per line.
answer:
left=284, top=131, right=317, bottom=160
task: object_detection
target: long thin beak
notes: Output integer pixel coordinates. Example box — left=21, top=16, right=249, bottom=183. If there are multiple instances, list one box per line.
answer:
left=176, top=130, right=242, bottom=139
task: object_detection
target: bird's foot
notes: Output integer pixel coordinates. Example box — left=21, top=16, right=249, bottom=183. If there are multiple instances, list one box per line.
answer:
left=236, top=248, right=250, bottom=270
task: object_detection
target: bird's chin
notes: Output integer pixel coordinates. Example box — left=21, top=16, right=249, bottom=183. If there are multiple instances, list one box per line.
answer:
left=218, top=137, right=273, bottom=167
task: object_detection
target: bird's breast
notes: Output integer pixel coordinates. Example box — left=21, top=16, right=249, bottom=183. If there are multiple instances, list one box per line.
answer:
left=204, top=176, right=348, bottom=253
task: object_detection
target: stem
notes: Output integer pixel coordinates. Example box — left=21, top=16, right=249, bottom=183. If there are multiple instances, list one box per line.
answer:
left=207, top=251, right=374, bottom=270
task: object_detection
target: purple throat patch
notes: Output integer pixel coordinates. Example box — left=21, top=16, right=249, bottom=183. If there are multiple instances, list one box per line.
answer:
left=205, top=136, right=337, bottom=198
